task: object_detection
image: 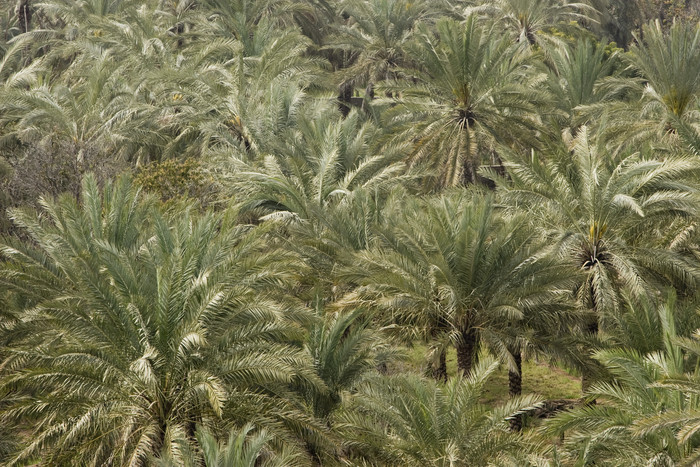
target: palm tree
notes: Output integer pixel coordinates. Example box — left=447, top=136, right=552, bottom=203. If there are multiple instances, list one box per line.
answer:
left=494, top=127, right=700, bottom=388
left=543, top=299, right=700, bottom=465
left=499, top=127, right=700, bottom=323
left=544, top=38, right=623, bottom=136
left=157, top=424, right=306, bottom=467
left=339, top=357, right=542, bottom=466
left=330, top=0, right=433, bottom=107
left=0, top=175, right=323, bottom=465
left=230, top=104, right=408, bottom=222
left=381, top=16, right=546, bottom=188
left=145, top=19, right=323, bottom=161
left=602, top=20, right=700, bottom=150
left=0, top=51, right=138, bottom=169
left=299, top=304, right=382, bottom=422
left=460, top=0, right=595, bottom=47
left=345, top=190, right=575, bottom=385
left=282, top=186, right=398, bottom=301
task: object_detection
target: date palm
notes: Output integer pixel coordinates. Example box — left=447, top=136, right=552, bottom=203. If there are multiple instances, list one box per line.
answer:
left=0, top=175, right=322, bottom=465
left=339, top=357, right=542, bottom=466
left=0, top=52, right=139, bottom=164
left=346, top=191, right=575, bottom=385
left=331, top=0, right=433, bottom=100
left=544, top=38, right=623, bottom=135
left=157, top=424, right=306, bottom=467
left=544, top=299, right=700, bottom=465
left=460, top=0, right=595, bottom=47
left=603, top=20, right=700, bottom=150
left=231, top=105, right=407, bottom=222
left=494, top=127, right=700, bottom=390
left=299, top=304, right=388, bottom=422
left=146, top=20, right=322, bottom=161
left=382, top=16, right=547, bottom=188
left=497, top=127, right=700, bottom=328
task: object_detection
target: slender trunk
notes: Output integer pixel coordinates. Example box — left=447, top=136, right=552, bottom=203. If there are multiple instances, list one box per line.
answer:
left=508, top=349, right=523, bottom=431
left=508, top=350, right=522, bottom=397
left=17, top=0, right=31, bottom=34
left=581, top=315, right=599, bottom=394
left=430, top=348, right=447, bottom=382
left=460, top=127, right=476, bottom=186
left=456, top=327, right=478, bottom=377
left=338, top=82, right=353, bottom=117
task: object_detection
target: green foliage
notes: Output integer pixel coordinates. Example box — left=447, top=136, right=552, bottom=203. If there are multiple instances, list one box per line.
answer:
left=340, top=357, right=543, bottom=466
left=4, top=0, right=700, bottom=464
left=0, top=175, right=322, bottom=465
left=134, top=158, right=216, bottom=206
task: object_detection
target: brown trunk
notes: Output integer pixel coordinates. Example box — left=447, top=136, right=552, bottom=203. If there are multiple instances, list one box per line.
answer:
left=456, top=327, right=478, bottom=377
left=338, top=82, right=353, bottom=117
left=17, top=0, right=31, bottom=33
left=508, top=350, right=523, bottom=431
left=430, top=349, right=447, bottom=382
left=581, top=316, right=599, bottom=394
left=508, top=350, right=522, bottom=397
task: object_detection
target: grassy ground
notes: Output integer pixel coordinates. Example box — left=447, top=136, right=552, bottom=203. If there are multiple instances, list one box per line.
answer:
left=398, top=344, right=581, bottom=406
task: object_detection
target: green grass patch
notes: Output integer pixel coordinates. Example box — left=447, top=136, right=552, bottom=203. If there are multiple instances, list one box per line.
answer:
left=396, top=343, right=581, bottom=406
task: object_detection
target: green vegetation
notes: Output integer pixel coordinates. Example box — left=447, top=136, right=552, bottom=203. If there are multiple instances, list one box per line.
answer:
left=4, top=0, right=700, bottom=465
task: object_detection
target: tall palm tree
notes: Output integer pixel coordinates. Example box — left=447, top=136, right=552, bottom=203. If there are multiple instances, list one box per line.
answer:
left=345, top=190, right=576, bottom=385
left=496, top=127, right=700, bottom=329
left=543, top=300, right=700, bottom=465
left=603, top=20, right=700, bottom=150
left=460, top=0, right=595, bottom=47
left=339, top=357, right=542, bottom=466
left=0, top=175, right=323, bottom=465
left=494, top=127, right=700, bottom=389
left=330, top=0, right=433, bottom=105
left=382, top=16, right=546, bottom=188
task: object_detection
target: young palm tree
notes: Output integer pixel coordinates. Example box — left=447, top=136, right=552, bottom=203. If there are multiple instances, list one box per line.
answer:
left=382, top=16, right=546, bottom=188
left=0, top=52, right=138, bottom=164
left=231, top=104, right=407, bottom=222
left=157, top=424, right=306, bottom=467
left=340, top=357, right=542, bottom=466
left=544, top=38, right=622, bottom=135
left=0, top=175, right=323, bottom=465
left=299, top=303, right=388, bottom=423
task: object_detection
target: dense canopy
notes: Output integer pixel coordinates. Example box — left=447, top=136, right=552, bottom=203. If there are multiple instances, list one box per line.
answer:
left=4, top=0, right=700, bottom=465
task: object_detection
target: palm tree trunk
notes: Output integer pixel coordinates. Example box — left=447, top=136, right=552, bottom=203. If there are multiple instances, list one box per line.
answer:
left=508, top=349, right=523, bottom=431
left=459, top=127, right=476, bottom=186
left=456, top=327, right=478, bottom=377
left=581, top=313, right=599, bottom=394
left=508, top=350, right=522, bottom=397
left=338, top=82, right=353, bottom=117
left=430, top=348, right=447, bottom=382
left=17, top=0, right=31, bottom=33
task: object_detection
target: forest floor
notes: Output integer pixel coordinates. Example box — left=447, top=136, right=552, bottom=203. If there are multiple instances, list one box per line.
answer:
left=399, top=344, right=582, bottom=406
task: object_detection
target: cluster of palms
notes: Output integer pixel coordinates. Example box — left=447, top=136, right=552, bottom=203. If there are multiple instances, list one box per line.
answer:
left=4, top=0, right=700, bottom=465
